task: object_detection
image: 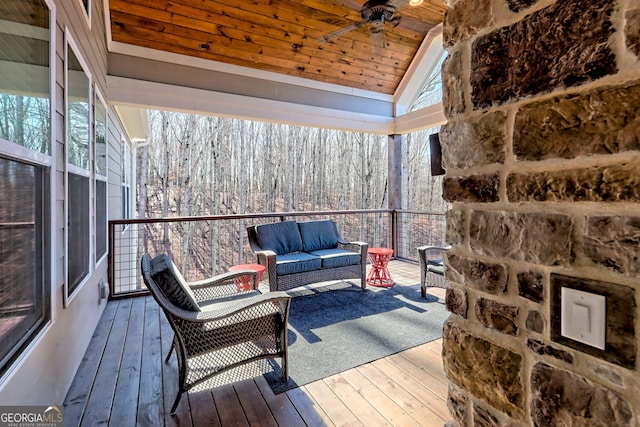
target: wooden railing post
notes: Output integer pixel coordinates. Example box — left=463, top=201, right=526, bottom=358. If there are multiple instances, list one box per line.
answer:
left=108, top=221, right=115, bottom=299
left=390, top=210, right=398, bottom=257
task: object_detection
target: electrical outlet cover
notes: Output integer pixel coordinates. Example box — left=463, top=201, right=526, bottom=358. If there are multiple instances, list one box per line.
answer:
left=561, top=287, right=606, bottom=350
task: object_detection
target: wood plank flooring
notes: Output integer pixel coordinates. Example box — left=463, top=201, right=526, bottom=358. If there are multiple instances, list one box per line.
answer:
left=63, top=260, right=451, bottom=426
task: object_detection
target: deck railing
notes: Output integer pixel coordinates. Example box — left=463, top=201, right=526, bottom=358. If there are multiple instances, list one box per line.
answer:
left=108, top=209, right=446, bottom=298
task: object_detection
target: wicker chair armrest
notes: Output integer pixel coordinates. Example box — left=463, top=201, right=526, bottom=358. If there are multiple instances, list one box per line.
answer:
left=253, top=250, right=278, bottom=291
left=188, top=270, right=259, bottom=301
left=188, top=270, right=253, bottom=288
left=254, top=249, right=277, bottom=263
left=417, top=245, right=451, bottom=262
left=418, top=245, right=451, bottom=271
left=197, top=292, right=290, bottom=322
left=337, top=240, right=367, bottom=254
left=417, top=245, right=452, bottom=251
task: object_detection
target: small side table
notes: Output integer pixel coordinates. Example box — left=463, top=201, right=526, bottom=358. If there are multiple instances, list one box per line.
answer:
left=367, top=247, right=394, bottom=288
left=228, top=263, right=266, bottom=292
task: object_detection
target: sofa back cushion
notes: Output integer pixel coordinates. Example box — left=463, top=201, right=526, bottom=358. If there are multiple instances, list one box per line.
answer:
left=298, top=220, right=339, bottom=252
left=150, top=254, right=200, bottom=312
left=255, top=221, right=303, bottom=255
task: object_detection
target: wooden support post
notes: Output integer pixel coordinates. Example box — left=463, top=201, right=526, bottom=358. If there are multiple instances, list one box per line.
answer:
left=388, top=134, right=405, bottom=255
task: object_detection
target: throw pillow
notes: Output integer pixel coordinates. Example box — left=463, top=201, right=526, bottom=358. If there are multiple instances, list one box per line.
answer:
left=150, top=254, right=200, bottom=312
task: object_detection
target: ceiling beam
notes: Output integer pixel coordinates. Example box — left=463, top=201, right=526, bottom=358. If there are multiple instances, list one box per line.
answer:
left=107, top=76, right=396, bottom=134
left=394, top=103, right=446, bottom=134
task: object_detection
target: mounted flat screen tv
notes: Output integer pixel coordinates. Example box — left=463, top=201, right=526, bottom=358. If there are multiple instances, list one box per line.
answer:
left=429, top=133, right=445, bottom=176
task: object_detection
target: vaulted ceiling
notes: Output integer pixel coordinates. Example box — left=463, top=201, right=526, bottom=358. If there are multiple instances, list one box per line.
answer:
left=108, top=0, right=446, bottom=96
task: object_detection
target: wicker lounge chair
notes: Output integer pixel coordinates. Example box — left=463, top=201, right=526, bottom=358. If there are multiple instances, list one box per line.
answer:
left=417, top=245, right=451, bottom=298
left=140, top=253, right=291, bottom=414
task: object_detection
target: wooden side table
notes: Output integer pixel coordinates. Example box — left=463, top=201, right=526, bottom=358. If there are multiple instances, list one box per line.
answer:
left=366, top=247, right=394, bottom=287
left=228, top=263, right=266, bottom=292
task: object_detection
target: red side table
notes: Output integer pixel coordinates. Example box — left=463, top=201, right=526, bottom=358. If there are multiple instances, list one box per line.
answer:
left=228, top=263, right=266, bottom=292
left=367, top=247, right=394, bottom=287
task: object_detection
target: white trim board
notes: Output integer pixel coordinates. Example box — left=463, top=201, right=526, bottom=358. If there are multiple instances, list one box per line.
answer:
left=107, top=76, right=396, bottom=134
left=108, top=76, right=446, bottom=135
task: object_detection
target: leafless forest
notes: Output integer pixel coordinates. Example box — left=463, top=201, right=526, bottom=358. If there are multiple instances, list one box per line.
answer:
left=133, top=113, right=447, bottom=276
left=137, top=113, right=446, bottom=218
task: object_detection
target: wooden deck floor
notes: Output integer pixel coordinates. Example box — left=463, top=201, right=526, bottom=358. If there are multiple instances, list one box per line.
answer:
left=63, top=260, right=451, bottom=426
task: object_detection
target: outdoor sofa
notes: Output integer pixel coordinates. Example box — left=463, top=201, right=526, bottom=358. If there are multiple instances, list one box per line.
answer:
left=247, top=219, right=368, bottom=292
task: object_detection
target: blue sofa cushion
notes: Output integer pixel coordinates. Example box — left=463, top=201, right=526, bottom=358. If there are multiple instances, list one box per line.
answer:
left=307, top=248, right=361, bottom=269
left=298, top=220, right=339, bottom=252
left=276, top=252, right=322, bottom=275
left=256, top=221, right=303, bottom=255
left=150, top=254, right=200, bottom=312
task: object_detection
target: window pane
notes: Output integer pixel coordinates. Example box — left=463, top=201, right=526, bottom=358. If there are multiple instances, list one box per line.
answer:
left=96, top=179, right=107, bottom=260
left=67, top=47, right=89, bottom=169
left=80, top=0, right=90, bottom=17
left=122, top=185, right=129, bottom=219
left=0, top=156, right=47, bottom=374
left=68, top=173, right=89, bottom=295
left=95, top=98, right=106, bottom=176
left=0, top=0, right=51, bottom=154
left=409, top=49, right=447, bottom=112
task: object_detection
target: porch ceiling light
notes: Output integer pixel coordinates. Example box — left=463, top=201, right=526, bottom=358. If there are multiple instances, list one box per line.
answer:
left=409, top=0, right=424, bottom=5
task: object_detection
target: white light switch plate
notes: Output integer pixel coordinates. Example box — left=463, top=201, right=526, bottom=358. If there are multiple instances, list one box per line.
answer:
left=561, top=287, right=606, bottom=350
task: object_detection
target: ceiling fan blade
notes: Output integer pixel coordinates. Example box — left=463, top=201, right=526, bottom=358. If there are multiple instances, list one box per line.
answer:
left=341, top=0, right=366, bottom=11
left=319, top=22, right=364, bottom=43
left=390, top=0, right=434, bottom=34
left=396, top=16, right=433, bottom=33
left=393, top=0, right=411, bottom=10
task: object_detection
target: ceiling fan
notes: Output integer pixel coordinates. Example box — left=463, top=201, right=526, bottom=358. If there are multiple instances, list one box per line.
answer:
left=319, top=0, right=426, bottom=50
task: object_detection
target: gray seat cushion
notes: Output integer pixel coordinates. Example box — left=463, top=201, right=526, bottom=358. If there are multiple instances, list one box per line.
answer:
left=427, top=259, right=445, bottom=275
left=298, top=220, right=339, bottom=251
left=199, top=290, right=262, bottom=310
left=256, top=221, right=303, bottom=255
left=307, top=248, right=360, bottom=269
left=276, top=252, right=322, bottom=275
left=150, top=254, right=200, bottom=311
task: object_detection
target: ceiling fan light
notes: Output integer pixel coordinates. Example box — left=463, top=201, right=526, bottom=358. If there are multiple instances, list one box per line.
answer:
left=409, top=0, right=424, bottom=5
left=371, top=20, right=385, bottom=31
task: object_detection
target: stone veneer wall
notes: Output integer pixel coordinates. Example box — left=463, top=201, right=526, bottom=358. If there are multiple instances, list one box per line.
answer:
left=439, top=0, right=639, bottom=425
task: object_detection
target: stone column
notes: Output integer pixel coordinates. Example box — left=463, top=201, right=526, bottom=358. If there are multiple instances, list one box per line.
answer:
left=439, top=0, right=640, bottom=425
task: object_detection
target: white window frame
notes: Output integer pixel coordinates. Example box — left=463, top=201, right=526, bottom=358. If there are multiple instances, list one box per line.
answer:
left=64, top=32, right=93, bottom=306
left=121, top=135, right=132, bottom=231
left=0, top=0, right=56, bottom=383
left=94, top=87, right=108, bottom=266
left=78, top=0, right=91, bottom=28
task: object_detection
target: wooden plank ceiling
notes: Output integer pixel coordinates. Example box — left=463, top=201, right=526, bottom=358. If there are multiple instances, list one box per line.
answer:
left=108, top=0, right=446, bottom=95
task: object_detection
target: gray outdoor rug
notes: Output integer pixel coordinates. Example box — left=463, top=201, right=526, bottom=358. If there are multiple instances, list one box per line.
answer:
left=263, top=281, right=449, bottom=394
